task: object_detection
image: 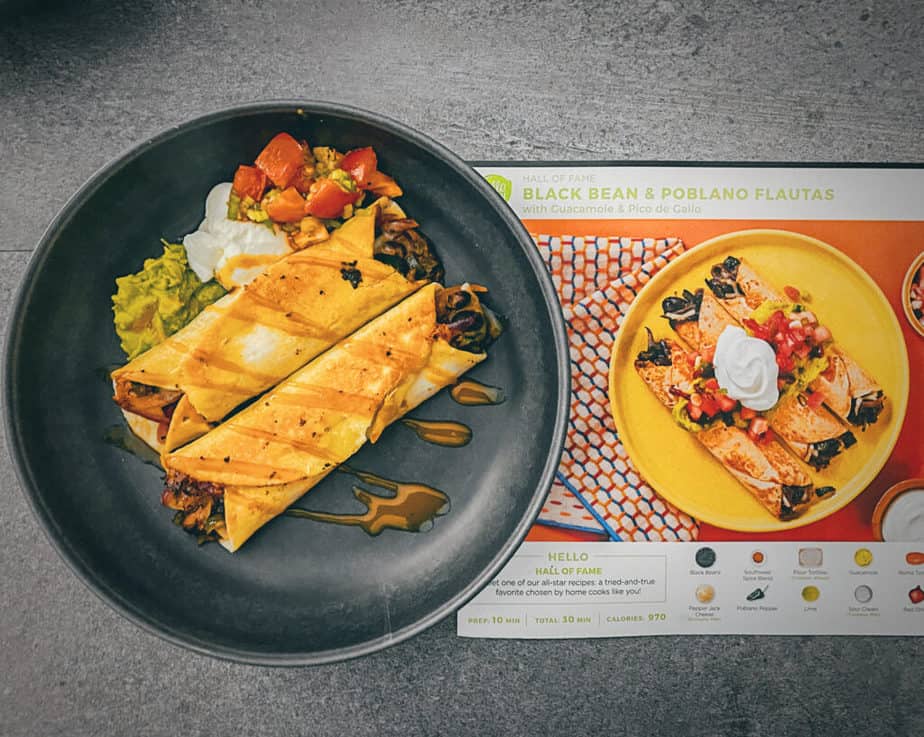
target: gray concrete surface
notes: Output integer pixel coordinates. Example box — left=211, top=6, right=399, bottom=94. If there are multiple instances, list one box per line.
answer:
left=1, top=1, right=922, bottom=735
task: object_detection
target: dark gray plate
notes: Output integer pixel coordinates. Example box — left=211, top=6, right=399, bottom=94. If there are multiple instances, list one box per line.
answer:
left=3, top=102, right=569, bottom=665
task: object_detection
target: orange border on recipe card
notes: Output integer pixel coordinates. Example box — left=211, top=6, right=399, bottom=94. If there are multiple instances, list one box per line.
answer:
left=523, top=219, right=924, bottom=543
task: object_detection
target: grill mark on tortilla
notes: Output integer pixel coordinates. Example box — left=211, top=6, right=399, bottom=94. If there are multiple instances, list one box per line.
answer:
left=229, top=290, right=342, bottom=341
left=420, top=360, right=460, bottom=385
left=225, top=423, right=345, bottom=463
left=271, top=384, right=381, bottom=416
left=174, top=457, right=303, bottom=480
left=163, top=340, right=283, bottom=385
left=341, top=337, right=429, bottom=376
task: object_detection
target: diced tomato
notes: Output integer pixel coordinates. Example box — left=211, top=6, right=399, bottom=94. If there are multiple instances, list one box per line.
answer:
left=700, top=396, right=721, bottom=417
left=740, top=406, right=757, bottom=420
left=784, top=285, right=802, bottom=302
left=820, top=364, right=837, bottom=381
left=806, top=391, right=826, bottom=409
left=813, top=325, right=832, bottom=343
left=365, top=169, right=403, bottom=198
left=795, top=342, right=812, bottom=359
left=742, top=318, right=770, bottom=341
left=340, top=147, right=378, bottom=188
left=304, top=177, right=361, bottom=219
left=717, top=394, right=738, bottom=412
left=704, top=378, right=720, bottom=392
left=758, top=428, right=776, bottom=445
left=689, top=392, right=703, bottom=407
left=767, top=310, right=785, bottom=336
left=232, top=165, right=267, bottom=201
left=748, top=416, right=769, bottom=439
left=701, top=346, right=716, bottom=364
left=255, top=133, right=307, bottom=189
left=687, top=404, right=703, bottom=421
left=777, top=378, right=787, bottom=390
left=264, top=187, right=306, bottom=223
left=293, top=170, right=315, bottom=195
left=776, top=354, right=795, bottom=373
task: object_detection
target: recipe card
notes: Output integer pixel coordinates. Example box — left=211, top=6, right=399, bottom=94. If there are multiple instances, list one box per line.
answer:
left=458, top=164, right=924, bottom=637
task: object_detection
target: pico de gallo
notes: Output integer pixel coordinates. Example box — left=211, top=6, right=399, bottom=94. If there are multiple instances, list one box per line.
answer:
left=741, top=285, right=835, bottom=412
left=228, top=133, right=403, bottom=248
left=637, top=329, right=771, bottom=442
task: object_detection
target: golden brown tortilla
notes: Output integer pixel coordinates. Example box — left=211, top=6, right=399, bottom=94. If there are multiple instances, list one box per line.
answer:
left=811, top=346, right=883, bottom=424
left=165, top=284, right=485, bottom=551
left=716, top=259, right=785, bottom=322
left=768, top=392, right=851, bottom=463
left=670, top=280, right=855, bottom=468
left=633, top=341, right=695, bottom=408
left=673, top=290, right=738, bottom=354
left=635, top=339, right=814, bottom=519
left=112, top=211, right=425, bottom=452
left=698, top=424, right=811, bottom=518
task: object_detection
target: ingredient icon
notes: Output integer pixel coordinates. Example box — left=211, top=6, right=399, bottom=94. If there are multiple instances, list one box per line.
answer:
left=854, top=548, right=873, bottom=567
left=802, top=586, right=821, bottom=602
left=909, top=586, right=924, bottom=605
left=695, top=547, right=717, bottom=569
left=695, top=584, right=716, bottom=604
left=798, top=548, right=824, bottom=568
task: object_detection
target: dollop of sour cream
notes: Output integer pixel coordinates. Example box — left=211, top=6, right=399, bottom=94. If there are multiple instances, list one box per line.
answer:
left=714, top=325, right=779, bottom=411
left=882, top=489, right=924, bottom=542
left=183, top=183, right=290, bottom=289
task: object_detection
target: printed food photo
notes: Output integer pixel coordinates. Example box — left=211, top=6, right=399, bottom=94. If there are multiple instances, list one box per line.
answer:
left=610, top=229, right=909, bottom=532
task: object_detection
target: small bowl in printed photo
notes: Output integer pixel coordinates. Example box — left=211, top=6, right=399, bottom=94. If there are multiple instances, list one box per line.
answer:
left=873, top=478, right=924, bottom=542
left=901, top=251, right=924, bottom=338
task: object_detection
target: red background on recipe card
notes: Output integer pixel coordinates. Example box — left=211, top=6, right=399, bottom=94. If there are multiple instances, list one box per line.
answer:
left=522, top=220, right=924, bottom=544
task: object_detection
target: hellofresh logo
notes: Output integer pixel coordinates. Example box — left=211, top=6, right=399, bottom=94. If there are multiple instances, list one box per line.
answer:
left=485, top=174, right=512, bottom=201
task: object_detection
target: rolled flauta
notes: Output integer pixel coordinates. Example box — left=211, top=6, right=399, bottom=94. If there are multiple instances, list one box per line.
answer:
left=635, top=334, right=814, bottom=520
left=163, top=283, right=490, bottom=552
left=662, top=287, right=856, bottom=469
left=704, top=255, right=784, bottom=322
left=662, top=288, right=733, bottom=355
left=704, top=255, right=886, bottom=427
left=810, top=346, right=885, bottom=427
left=112, top=209, right=433, bottom=452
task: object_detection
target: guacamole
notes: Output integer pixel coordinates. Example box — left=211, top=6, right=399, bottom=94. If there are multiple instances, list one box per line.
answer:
left=112, top=242, right=226, bottom=359
left=749, top=300, right=798, bottom=325
left=672, top=398, right=704, bottom=432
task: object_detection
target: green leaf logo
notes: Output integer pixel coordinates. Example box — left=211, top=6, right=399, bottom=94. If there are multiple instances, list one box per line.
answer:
left=484, top=174, right=512, bottom=201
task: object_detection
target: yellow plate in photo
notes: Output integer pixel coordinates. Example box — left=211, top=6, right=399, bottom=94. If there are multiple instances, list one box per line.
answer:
left=608, top=229, right=909, bottom=532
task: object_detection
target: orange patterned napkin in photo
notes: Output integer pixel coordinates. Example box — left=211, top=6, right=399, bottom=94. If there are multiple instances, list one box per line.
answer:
left=534, top=235, right=700, bottom=541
